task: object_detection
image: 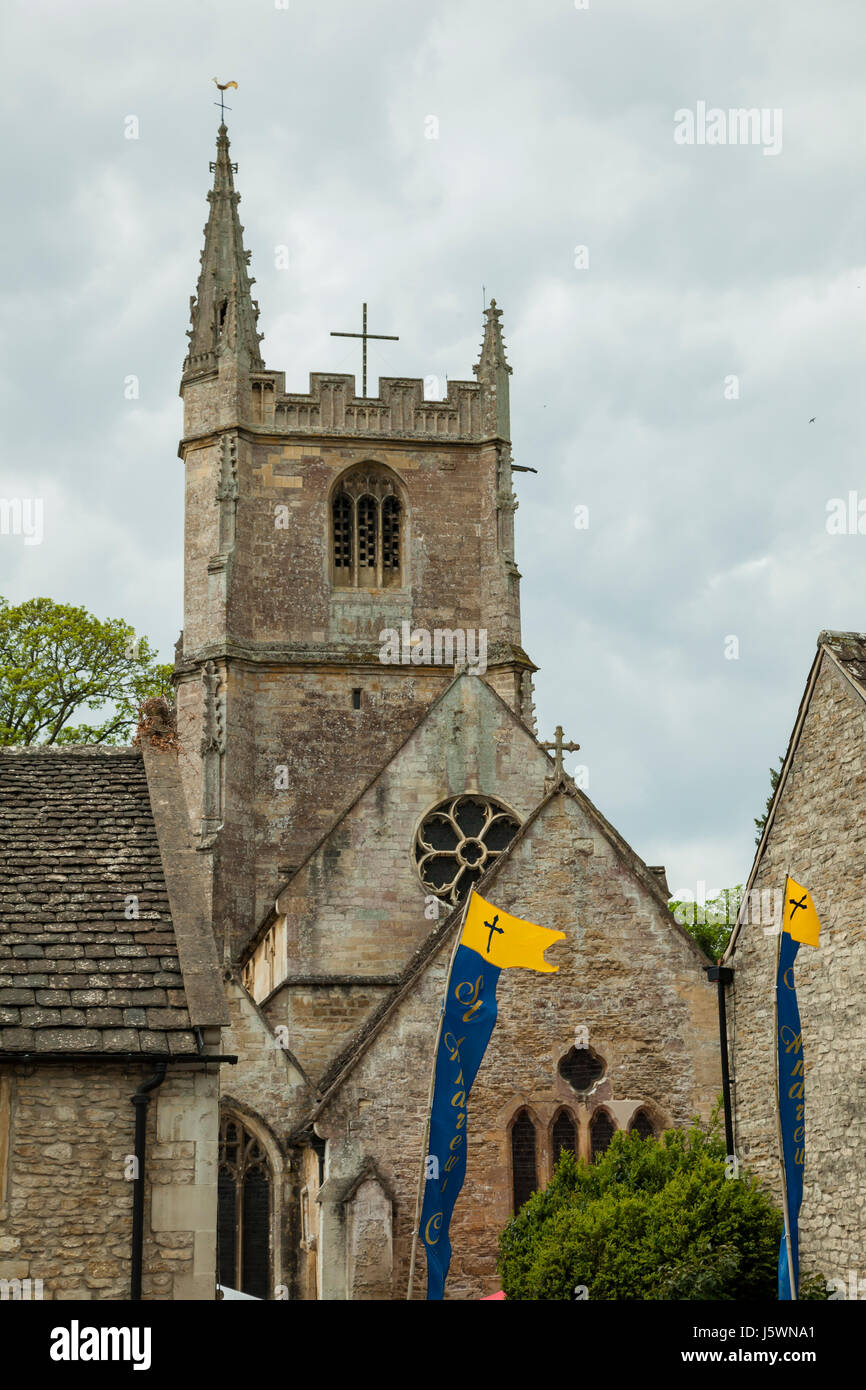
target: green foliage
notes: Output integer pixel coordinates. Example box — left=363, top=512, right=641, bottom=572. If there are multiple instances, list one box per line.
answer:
left=799, top=1270, right=831, bottom=1301
left=498, top=1112, right=783, bottom=1301
left=668, top=886, right=741, bottom=962
left=0, top=595, right=173, bottom=746
left=754, top=755, right=785, bottom=845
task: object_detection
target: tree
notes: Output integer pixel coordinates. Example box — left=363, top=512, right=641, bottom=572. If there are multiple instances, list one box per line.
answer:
left=498, top=1112, right=784, bottom=1300
left=668, top=886, right=741, bottom=962
left=0, top=595, right=173, bottom=746
left=754, top=755, right=785, bottom=845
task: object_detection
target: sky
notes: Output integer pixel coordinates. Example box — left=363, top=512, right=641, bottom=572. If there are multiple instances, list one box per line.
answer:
left=1, top=0, right=864, bottom=901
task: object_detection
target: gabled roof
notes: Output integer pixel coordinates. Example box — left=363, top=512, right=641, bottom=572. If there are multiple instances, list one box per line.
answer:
left=290, top=773, right=698, bottom=1138
left=725, top=629, right=866, bottom=959
left=241, top=669, right=550, bottom=965
left=0, top=738, right=226, bottom=1055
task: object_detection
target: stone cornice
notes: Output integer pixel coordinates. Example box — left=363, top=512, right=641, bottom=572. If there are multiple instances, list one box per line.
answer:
left=174, top=639, right=537, bottom=676
left=177, top=422, right=509, bottom=459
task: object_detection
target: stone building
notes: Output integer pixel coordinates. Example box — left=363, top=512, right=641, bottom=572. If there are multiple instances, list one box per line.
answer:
left=0, top=707, right=229, bottom=1300
left=174, top=121, right=720, bottom=1299
left=0, top=120, right=721, bottom=1300
left=725, top=631, right=866, bottom=1290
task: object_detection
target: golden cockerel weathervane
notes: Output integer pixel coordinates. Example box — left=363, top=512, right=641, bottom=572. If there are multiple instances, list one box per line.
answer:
left=213, top=78, right=238, bottom=122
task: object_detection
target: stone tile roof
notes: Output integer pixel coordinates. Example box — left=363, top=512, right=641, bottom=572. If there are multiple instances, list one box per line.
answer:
left=820, top=630, right=866, bottom=692
left=0, top=746, right=198, bottom=1054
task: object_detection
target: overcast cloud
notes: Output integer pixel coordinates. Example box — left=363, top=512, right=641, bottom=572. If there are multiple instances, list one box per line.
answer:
left=1, top=0, right=864, bottom=900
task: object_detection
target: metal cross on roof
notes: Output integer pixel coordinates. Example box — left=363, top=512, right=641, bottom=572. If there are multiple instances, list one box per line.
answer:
left=541, top=725, right=581, bottom=778
left=331, top=302, right=399, bottom=398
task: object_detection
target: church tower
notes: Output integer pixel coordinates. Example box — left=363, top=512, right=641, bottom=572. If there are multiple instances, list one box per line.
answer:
left=174, top=123, right=538, bottom=953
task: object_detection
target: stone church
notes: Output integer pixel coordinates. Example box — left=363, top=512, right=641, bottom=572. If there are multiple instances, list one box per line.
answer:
left=725, top=631, right=866, bottom=1292
left=0, top=121, right=720, bottom=1301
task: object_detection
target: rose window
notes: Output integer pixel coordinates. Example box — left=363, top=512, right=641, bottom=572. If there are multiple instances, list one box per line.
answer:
left=414, top=794, right=521, bottom=905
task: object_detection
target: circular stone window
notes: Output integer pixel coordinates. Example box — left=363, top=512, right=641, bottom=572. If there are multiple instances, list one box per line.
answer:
left=414, top=794, right=521, bottom=906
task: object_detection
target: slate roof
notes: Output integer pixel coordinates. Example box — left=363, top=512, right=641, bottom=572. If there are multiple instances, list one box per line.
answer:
left=0, top=746, right=198, bottom=1054
left=820, top=630, right=866, bottom=692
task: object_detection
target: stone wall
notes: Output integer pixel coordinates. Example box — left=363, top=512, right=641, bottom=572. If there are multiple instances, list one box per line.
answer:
left=729, top=651, right=866, bottom=1285
left=177, top=418, right=530, bottom=947
left=306, top=786, right=719, bottom=1299
left=0, top=1063, right=219, bottom=1300
left=242, top=676, right=554, bottom=1078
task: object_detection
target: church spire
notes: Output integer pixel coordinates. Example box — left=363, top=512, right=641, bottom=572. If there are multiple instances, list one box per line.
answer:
left=473, top=298, right=512, bottom=440
left=182, top=123, right=265, bottom=383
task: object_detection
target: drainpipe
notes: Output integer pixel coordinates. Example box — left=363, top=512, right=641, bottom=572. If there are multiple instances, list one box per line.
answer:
left=130, top=1062, right=168, bottom=1301
left=704, top=965, right=735, bottom=1158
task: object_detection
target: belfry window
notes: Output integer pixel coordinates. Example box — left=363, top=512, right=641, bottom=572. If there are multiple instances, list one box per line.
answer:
left=217, top=1114, right=272, bottom=1299
left=511, top=1110, right=538, bottom=1213
left=332, top=493, right=352, bottom=571
left=331, top=466, right=403, bottom=589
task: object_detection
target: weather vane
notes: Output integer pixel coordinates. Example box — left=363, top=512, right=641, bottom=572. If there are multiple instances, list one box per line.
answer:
left=213, top=77, right=238, bottom=123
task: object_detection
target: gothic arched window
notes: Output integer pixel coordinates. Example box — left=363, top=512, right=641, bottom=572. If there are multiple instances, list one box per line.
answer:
left=218, top=1114, right=272, bottom=1299
left=629, top=1108, right=656, bottom=1140
left=414, top=794, right=521, bottom=905
left=331, top=466, right=403, bottom=589
left=590, top=1109, right=616, bottom=1162
left=551, top=1109, right=578, bottom=1169
left=511, top=1110, right=538, bottom=1213
left=332, top=492, right=352, bottom=572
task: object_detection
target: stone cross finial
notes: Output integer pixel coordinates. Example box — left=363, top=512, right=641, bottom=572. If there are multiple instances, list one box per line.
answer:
left=541, top=725, right=580, bottom=778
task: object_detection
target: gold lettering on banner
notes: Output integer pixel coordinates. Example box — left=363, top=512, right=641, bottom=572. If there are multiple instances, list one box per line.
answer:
left=428, top=964, right=494, bottom=1217
left=455, top=975, right=484, bottom=1023
left=425, top=1212, right=443, bottom=1244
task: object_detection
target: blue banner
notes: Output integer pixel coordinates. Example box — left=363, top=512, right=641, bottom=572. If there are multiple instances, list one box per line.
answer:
left=419, top=943, right=501, bottom=1300
left=776, top=928, right=804, bottom=1300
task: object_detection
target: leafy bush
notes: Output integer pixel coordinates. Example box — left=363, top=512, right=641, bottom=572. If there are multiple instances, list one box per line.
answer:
left=498, top=1114, right=784, bottom=1300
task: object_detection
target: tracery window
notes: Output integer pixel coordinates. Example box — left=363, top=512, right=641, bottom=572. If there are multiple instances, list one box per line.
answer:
left=558, top=1045, right=605, bottom=1095
left=413, top=794, right=521, bottom=905
left=511, top=1110, right=538, bottom=1213
left=331, top=466, right=403, bottom=588
left=590, top=1109, right=616, bottom=1162
left=217, top=1114, right=272, bottom=1299
left=629, top=1108, right=656, bottom=1140
left=551, top=1108, right=578, bottom=1168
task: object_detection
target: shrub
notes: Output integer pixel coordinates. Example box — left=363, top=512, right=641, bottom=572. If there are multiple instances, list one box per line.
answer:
left=498, top=1114, right=783, bottom=1300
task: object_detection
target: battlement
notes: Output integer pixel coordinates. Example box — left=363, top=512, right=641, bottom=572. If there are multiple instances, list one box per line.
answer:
left=249, top=371, right=486, bottom=440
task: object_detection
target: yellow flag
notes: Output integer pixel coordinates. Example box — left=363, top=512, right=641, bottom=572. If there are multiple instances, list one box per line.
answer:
left=460, top=892, right=565, bottom=972
left=783, top=876, right=821, bottom=948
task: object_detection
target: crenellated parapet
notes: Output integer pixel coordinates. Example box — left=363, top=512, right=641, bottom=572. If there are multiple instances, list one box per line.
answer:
left=248, top=372, right=491, bottom=440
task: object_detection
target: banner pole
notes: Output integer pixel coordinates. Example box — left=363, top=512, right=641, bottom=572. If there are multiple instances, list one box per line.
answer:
left=406, top=890, right=473, bottom=1301
left=774, top=872, right=797, bottom=1300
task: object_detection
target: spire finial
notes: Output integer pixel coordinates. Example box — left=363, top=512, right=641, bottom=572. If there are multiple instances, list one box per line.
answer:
left=475, top=296, right=511, bottom=377
left=473, top=295, right=512, bottom=440
left=182, top=110, right=265, bottom=384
